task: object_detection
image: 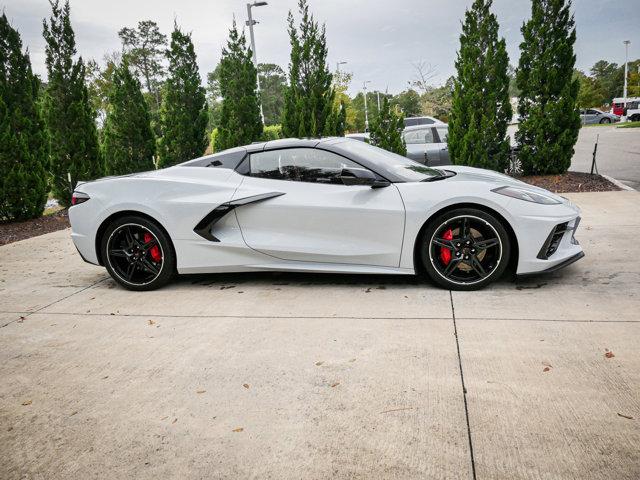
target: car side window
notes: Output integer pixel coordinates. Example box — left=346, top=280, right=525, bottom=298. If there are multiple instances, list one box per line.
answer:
left=436, top=127, right=448, bottom=143
left=249, top=148, right=365, bottom=185
left=403, top=128, right=434, bottom=145
left=587, top=109, right=599, bottom=115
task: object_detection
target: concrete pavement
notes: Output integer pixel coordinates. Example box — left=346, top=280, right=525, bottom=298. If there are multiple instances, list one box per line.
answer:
left=571, top=126, right=640, bottom=190
left=1, top=191, right=639, bottom=479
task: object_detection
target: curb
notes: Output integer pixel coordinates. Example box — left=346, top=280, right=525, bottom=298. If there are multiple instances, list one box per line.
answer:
left=602, top=175, right=636, bottom=191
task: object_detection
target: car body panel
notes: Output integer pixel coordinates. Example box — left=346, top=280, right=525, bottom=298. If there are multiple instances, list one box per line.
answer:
left=69, top=138, right=583, bottom=281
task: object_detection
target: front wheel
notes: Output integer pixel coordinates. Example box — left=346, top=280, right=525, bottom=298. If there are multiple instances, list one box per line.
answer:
left=599, top=117, right=611, bottom=124
left=101, top=216, right=176, bottom=291
left=420, top=208, right=511, bottom=290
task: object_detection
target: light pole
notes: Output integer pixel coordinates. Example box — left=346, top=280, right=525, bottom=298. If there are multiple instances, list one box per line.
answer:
left=376, top=91, right=381, bottom=112
left=363, top=80, right=371, bottom=132
left=623, top=40, right=631, bottom=105
left=336, top=61, right=347, bottom=73
left=246, top=1, right=268, bottom=123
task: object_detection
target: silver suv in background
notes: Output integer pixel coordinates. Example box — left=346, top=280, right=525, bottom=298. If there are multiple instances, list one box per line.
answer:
left=579, top=108, right=620, bottom=124
left=402, top=124, right=450, bottom=166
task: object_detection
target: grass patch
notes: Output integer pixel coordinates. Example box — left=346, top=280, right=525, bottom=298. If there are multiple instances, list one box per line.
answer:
left=617, top=121, right=640, bottom=129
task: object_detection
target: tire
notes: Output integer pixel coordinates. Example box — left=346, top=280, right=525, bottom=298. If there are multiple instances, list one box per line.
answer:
left=420, top=208, right=511, bottom=291
left=599, top=118, right=611, bottom=124
left=101, top=215, right=175, bottom=291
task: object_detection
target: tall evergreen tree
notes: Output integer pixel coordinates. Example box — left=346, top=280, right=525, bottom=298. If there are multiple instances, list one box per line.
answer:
left=0, top=13, right=48, bottom=221
left=157, top=24, right=207, bottom=168
left=102, top=59, right=155, bottom=175
left=448, top=0, right=512, bottom=172
left=516, top=0, right=580, bottom=175
left=281, top=0, right=337, bottom=138
left=214, top=22, right=262, bottom=152
left=42, top=0, right=101, bottom=206
left=369, top=97, right=406, bottom=156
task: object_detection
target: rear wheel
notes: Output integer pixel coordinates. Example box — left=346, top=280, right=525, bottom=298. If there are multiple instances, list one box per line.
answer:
left=420, top=208, right=511, bottom=290
left=101, top=216, right=175, bottom=291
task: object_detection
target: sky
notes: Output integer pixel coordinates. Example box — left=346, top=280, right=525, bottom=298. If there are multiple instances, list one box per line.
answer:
left=4, top=0, right=640, bottom=95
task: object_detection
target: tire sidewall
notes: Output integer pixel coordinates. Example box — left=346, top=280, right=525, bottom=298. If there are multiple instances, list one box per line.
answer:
left=101, top=216, right=175, bottom=291
left=420, top=208, right=511, bottom=290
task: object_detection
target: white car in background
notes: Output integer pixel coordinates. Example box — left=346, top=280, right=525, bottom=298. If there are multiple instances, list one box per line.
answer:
left=69, top=138, right=584, bottom=291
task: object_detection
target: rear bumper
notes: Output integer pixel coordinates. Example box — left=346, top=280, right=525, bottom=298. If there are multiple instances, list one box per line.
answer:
left=517, top=251, right=585, bottom=278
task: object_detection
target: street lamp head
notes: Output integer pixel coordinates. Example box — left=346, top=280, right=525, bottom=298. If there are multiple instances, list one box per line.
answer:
left=253, top=1, right=268, bottom=6
left=623, top=40, right=631, bottom=45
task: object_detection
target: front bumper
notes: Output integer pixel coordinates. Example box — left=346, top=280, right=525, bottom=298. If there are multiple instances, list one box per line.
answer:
left=517, top=251, right=585, bottom=278
left=512, top=199, right=584, bottom=275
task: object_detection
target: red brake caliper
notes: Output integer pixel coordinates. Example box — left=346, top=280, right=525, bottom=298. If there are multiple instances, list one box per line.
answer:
left=143, top=232, right=162, bottom=263
left=439, top=229, right=453, bottom=265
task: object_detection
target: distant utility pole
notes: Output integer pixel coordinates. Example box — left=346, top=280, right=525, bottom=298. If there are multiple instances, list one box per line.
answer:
left=376, top=91, right=381, bottom=112
left=623, top=40, right=630, bottom=102
left=363, top=80, right=371, bottom=132
left=246, top=1, right=268, bottom=123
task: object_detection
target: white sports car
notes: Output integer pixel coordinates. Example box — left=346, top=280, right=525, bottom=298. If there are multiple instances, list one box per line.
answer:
left=69, top=138, right=584, bottom=291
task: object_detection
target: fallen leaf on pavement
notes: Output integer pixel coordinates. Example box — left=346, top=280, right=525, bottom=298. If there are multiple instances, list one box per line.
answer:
left=196, top=390, right=206, bottom=394
left=330, top=382, right=340, bottom=388
left=243, top=383, right=250, bottom=389
left=148, top=319, right=155, bottom=326
left=315, top=361, right=324, bottom=366
left=21, top=400, right=32, bottom=406
left=605, top=350, right=615, bottom=358
left=232, top=427, right=243, bottom=432
left=543, top=367, right=551, bottom=372
left=617, top=413, right=634, bottom=420
left=172, top=418, right=178, bottom=424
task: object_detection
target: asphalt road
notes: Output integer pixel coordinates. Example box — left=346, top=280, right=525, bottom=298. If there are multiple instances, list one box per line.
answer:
left=571, top=126, right=640, bottom=190
left=1, top=191, right=639, bottom=479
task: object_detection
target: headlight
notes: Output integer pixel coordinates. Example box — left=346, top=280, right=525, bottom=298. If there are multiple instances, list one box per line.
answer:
left=491, top=186, right=561, bottom=205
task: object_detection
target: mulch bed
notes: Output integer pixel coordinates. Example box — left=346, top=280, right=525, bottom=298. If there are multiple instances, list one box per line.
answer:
left=0, top=209, right=70, bottom=246
left=516, top=171, right=620, bottom=193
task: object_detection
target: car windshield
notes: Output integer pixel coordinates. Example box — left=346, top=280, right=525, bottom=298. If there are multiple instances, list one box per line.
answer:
left=333, top=139, right=442, bottom=181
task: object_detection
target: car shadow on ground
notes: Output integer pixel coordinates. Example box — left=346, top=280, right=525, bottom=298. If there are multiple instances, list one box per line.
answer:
left=169, top=268, right=567, bottom=291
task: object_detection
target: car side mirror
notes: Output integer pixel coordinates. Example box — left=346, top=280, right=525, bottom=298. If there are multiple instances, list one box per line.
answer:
left=339, top=168, right=389, bottom=188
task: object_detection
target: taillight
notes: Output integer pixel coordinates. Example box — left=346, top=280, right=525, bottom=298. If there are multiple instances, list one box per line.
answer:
left=71, top=192, right=90, bottom=206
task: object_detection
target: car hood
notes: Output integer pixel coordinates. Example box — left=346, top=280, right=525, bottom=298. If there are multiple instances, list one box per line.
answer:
left=441, top=165, right=566, bottom=202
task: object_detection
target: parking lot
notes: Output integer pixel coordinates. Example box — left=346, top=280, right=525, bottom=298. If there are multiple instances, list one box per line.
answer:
left=1, top=190, right=639, bottom=479
left=571, top=125, right=640, bottom=190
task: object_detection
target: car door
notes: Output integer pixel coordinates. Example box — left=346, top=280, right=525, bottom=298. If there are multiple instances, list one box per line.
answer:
left=232, top=147, right=406, bottom=267
left=585, top=109, right=599, bottom=124
left=403, top=128, right=427, bottom=162
left=434, top=126, right=450, bottom=165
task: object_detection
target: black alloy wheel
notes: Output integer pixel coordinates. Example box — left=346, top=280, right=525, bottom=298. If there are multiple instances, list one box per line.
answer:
left=421, top=209, right=510, bottom=290
left=102, top=216, right=175, bottom=291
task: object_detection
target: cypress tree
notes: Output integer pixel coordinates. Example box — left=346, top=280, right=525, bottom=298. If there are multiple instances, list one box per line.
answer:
left=516, top=0, right=580, bottom=175
left=448, top=0, right=512, bottom=172
left=42, top=0, right=102, bottom=207
left=0, top=14, right=48, bottom=221
left=281, top=0, right=337, bottom=138
left=369, top=97, right=406, bottom=156
left=157, top=24, right=207, bottom=168
left=214, top=21, right=262, bottom=151
left=102, top=59, right=155, bottom=175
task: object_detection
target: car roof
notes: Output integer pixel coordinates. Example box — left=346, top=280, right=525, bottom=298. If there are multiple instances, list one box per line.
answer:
left=403, top=122, right=447, bottom=132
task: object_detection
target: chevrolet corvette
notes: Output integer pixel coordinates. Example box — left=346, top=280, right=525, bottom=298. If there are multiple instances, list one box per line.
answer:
left=69, top=137, right=584, bottom=291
